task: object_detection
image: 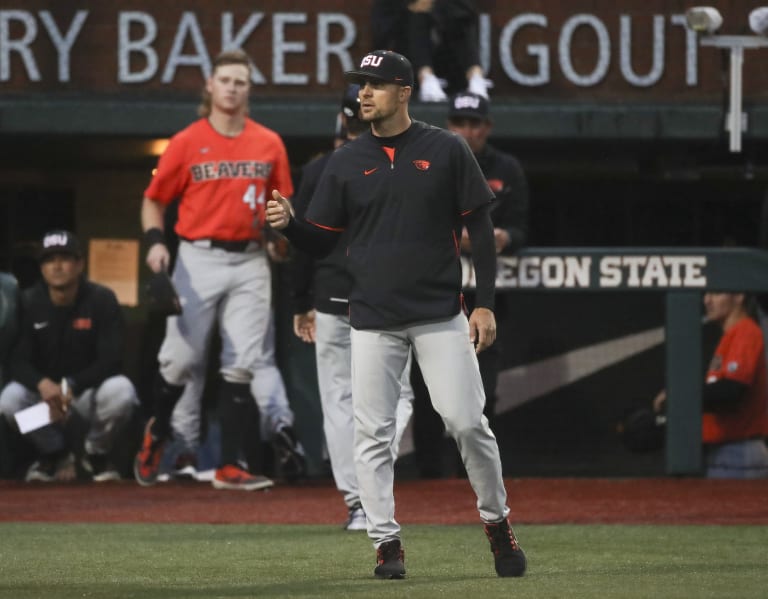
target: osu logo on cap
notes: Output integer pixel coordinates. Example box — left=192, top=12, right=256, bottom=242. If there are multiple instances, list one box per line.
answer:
left=454, top=95, right=481, bottom=110
left=361, top=54, right=383, bottom=68
left=43, top=233, right=69, bottom=248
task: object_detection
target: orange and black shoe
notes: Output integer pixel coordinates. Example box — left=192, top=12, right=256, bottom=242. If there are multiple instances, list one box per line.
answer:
left=133, top=417, right=166, bottom=487
left=484, top=518, right=527, bottom=577
left=374, top=539, right=406, bottom=579
left=212, top=464, right=274, bottom=491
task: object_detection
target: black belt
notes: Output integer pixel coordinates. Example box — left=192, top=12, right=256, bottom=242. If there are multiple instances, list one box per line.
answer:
left=181, top=237, right=260, bottom=252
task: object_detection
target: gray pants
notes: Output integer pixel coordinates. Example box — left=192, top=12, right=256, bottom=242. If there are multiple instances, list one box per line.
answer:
left=706, top=439, right=768, bottom=478
left=159, top=242, right=271, bottom=386
left=171, top=308, right=294, bottom=449
left=0, top=376, right=138, bottom=455
left=351, top=312, right=509, bottom=547
left=316, top=311, right=413, bottom=509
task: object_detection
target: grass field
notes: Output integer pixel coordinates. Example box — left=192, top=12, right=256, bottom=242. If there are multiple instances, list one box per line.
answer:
left=0, top=523, right=766, bottom=598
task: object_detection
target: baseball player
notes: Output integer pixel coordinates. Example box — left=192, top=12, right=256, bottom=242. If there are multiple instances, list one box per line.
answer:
left=267, top=50, right=526, bottom=579
left=291, top=83, right=414, bottom=530
left=0, top=231, right=138, bottom=482
left=134, top=49, right=293, bottom=491
left=654, top=292, right=768, bottom=477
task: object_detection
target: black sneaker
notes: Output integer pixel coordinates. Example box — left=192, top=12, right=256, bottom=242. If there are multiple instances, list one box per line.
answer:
left=273, top=426, right=307, bottom=481
left=484, top=519, right=527, bottom=577
left=172, top=451, right=198, bottom=480
left=374, top=539, right=406, bottom=579
left=86, top=453, right=121, bottom=482
left=25, top=456, right=59, bottom=482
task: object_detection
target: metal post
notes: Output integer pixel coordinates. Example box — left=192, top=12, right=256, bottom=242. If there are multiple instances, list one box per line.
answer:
left=664, top=292, right=703, bottom=475
left=728, top=45, right=744, bottom=152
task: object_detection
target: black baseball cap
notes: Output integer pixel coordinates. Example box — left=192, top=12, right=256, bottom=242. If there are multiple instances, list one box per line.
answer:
left=341, top=83, right=361, bottom=118
left=448, top=92, right=490, bottom=121
left=345, top=50, right=414, bottom=87
left=39, top=230, right=82, bottom=261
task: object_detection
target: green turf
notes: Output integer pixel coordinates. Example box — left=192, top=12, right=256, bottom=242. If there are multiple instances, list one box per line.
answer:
left=0, top=523, right=766, bottom=598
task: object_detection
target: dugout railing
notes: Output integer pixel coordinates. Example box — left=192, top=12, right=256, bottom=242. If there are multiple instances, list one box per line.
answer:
left=462, top=247, right=768, bottom=475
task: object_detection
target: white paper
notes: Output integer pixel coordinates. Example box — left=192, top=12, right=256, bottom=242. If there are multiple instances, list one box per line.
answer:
left=14, top=402, right=52, bottom=434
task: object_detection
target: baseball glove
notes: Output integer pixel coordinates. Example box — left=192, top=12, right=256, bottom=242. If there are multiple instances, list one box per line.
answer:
left=617, top=403, right=666, bottom=453
left=144, top=271, right=182, bottom=316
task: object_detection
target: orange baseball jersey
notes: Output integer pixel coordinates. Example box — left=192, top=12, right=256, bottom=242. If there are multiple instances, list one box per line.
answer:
left=145, top=118, right=293, bottom=242
left=702, top=316, right=768, bottom=444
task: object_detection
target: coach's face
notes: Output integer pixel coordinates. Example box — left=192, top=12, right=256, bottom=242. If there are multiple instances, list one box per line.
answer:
left=41, top=254, right=83, bottom=292
left=448, top=117, right=491, bottom=154
left=207, top=63, right=250, bottom=116
left=358, top=80, right=411, bottom=123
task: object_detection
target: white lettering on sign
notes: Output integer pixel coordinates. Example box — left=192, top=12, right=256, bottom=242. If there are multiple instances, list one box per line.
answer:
left=496, top=256, right=592, bottom=288
left=471, top=255, right=709, bottom=289
left=499, top=12, right=699, bottom=89
left=0, top=10, right=87, bottom=82
left=273, top=12, right=307, bottom=85
left=598, top=256, right=706, bottom=287
left=0, top=9, right=706, bottom=89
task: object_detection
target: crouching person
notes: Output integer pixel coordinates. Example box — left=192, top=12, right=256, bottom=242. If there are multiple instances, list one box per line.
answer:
left=0, top=230, right=138, bottom=482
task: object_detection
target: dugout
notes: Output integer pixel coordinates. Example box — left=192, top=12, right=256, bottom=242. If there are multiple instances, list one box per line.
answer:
left=1, top=1, right=768, bottom=476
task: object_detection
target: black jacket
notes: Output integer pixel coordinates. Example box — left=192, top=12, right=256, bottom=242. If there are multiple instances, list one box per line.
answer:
left=291, top=152, right=353, bottom=316
left=9, top=279, right=124, bottom=394
left=474, top=143, right=529, bottom=255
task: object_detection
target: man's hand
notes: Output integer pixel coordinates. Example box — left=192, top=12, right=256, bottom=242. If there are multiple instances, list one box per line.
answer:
left=146, top=243, right=170, bottom=273
left=468, top=307, right=496, bottom=353
left=37, top=378, right=71, bottom=422
left=653, top=390, right=667, bottom=414
left=493, top=228, right=510, bottom=253
left=293, top=310, right=317, bottom=343
left=267, top=189, right=294, bottom=230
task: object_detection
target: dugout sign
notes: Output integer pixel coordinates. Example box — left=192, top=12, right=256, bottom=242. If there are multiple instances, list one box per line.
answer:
left=462, top=247, right=768, bottom=292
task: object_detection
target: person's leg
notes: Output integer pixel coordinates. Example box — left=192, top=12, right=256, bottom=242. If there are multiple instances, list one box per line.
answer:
left=350, top=326, right=410, bottom=545
left=411, top=314, right=508, bottom=522
left=154, top=243, right=222, bottom=436
left=171, top=370, right=205, bottom=453
left=251, top=308, right=294, bottom=438
left=392, top=349, right=414, bottom=460
left=0, top=381, right=65, bottom=456
left=315, top=312, right=359, bottom=507
left=213, top=249, right=273, bottom=490
left=706, top=440, right=768, bottom=479
left=412, top=313, right=525, bottom=577
left=135, top=243, right=223, bottom=485
left=249, top=307, right=306, bottom=479
left=82, top=375, right=139, bottom=455
left=409, top=359, right=447, bottom=477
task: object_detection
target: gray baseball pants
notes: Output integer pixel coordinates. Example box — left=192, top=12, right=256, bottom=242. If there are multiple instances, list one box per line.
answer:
left=350, top=312, right=510, bottom=547
left=0, top=376, right=138, bottom=455
left=159, top=241, right=271, bottom=386
left=171, top=307, right=294, bottom=450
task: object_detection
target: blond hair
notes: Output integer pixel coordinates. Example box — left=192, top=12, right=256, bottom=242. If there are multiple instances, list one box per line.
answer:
left=197, top=49, right=252, bottom=118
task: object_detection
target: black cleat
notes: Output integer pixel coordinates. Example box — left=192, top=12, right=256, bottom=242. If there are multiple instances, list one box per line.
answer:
left=273, top=425, right=307, bottom=482
left=374, top=539, right=406, bottom=579
left=484, top=519, right=527, bottom=577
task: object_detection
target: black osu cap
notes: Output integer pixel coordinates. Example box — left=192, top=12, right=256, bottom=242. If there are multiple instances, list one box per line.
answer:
left=39, top=230, right=82, bottom=261
left=448, top=92, right=490, bottom=121
left=345, top=50, right=414, bottom=87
